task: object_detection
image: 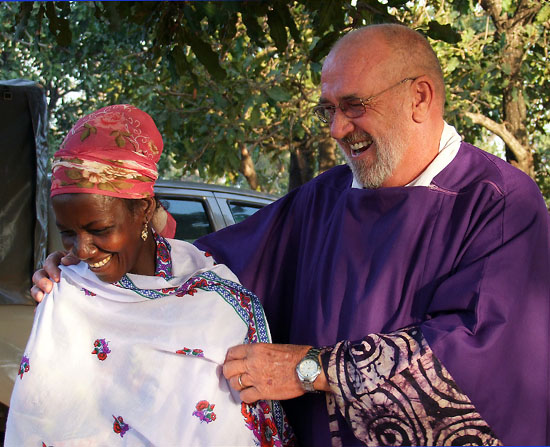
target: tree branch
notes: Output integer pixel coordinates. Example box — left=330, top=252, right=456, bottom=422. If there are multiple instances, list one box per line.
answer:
left=481, top=0, right=505, bottom=31
left=462, top=111, right=530, bottom=163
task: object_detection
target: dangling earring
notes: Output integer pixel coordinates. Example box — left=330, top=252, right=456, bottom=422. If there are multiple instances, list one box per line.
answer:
left=141, top=222, right=148, bottom=241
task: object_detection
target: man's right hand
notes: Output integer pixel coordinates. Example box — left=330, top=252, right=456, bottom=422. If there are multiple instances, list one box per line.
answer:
left=31, top=251, right=78, bottom=303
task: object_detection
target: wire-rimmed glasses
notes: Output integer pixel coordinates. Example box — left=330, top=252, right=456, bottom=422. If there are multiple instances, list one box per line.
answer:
left=313, top=77, right=419, bottom=124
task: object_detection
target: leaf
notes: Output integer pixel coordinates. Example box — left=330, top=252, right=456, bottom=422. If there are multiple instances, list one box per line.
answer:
left=80, top=128, right=90, bottom=141
left=170, top=45, right=191, bottom=78
left=220, top=11, right=238, bottom=45
left=309, top=31, right=340, bottom=63
left=56, top=18, right=72, bottom=47
left=183, top=30, right=227, bottom=81
left=536, top=5, right=550, bottom=25
left=266, top=86, right=292, bottom=102
left=277, top=3, right=301, bottom=43
left=426, top=21, right=461, bottom=44
left=311, top=0, right=345, bottom=34
left=446, top=57, right=460, bottom=74
left=241, top=11, right=266, bottom=48
left=14, top=2, right=34, bottom=40
left=44, top=2, right=59, bottom=36
left=267, top=8, right=288, bottom=53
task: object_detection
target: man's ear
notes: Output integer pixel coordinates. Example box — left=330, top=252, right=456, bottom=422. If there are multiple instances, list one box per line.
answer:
left=411, top=76, right=435, bottom=123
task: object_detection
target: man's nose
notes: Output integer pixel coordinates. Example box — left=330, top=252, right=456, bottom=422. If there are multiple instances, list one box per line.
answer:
left=329, top=109, right=354, bottom=140
left=71, top=234, right=97, bottom=260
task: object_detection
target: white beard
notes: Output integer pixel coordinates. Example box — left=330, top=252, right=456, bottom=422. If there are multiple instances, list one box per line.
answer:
left=341, top=121, right=408, bottom=189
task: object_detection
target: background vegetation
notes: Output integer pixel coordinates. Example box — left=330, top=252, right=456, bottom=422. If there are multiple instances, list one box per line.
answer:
left=2, top=0, right=549, bottom=202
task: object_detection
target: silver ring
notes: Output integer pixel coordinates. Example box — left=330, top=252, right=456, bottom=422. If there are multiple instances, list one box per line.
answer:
left=238, top=374, right=245, bottom=389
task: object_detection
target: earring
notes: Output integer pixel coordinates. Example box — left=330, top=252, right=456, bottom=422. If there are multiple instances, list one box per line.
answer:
left=141, top=222, right=148, bottom=241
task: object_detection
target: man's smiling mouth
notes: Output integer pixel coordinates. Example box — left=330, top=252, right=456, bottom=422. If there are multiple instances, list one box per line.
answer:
left=349, top=136, right=373, bottom=157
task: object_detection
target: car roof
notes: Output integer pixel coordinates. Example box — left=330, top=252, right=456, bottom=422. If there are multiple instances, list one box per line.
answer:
left=155, top=179, right=279, bottom=201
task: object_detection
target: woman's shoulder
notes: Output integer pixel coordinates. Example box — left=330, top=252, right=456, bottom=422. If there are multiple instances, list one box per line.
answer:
left=166, top=238, right=218, bottom=272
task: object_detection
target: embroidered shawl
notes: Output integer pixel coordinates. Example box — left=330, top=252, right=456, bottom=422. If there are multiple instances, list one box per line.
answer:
left=6, top=235, right=292, bottom=446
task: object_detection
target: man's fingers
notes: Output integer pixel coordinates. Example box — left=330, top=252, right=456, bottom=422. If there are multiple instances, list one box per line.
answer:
left=224, top=344, right=250, bottom=361
left=240, top=387, right=260, bottom=404
left=223, top=358, right=248, bottom=380
left=228, top=372, right=252, bottom=391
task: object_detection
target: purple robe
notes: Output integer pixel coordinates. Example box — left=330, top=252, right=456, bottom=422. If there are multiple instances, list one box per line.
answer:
left=195, top=143, right=550, bottom=446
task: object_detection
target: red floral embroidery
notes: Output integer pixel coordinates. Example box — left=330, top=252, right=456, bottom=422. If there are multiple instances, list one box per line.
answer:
left=193, top=400, right=216, bottom=423
left=241, top=401, right=282, bottom=447
left=112, top=415, right=130, bottom=437
left=91, top=338, right=111, bottom=360
left=18, top=355, right=30, bottom=379
left=176, top=347, right=205, bottom=357
left=196, top=400, right=209, bottom=411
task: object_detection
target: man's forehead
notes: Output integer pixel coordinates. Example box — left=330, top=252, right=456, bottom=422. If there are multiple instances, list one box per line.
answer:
left=320, top=58, right=381, bottom=102
left=320, top=36, right=390, bottom=96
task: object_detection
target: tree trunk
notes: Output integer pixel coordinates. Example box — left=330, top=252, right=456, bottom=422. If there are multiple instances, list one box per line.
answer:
left=240, top=145, right=259, bottom=191
left=318, top=135, right=337, bottom=174
left=501, top=26, right=534, bottom=176
left=288, top=141, right=315, bottom=192
left=480, top=0, right=542, bottom=179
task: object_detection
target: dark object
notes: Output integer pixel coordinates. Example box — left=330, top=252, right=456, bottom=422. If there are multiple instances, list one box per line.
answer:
left=0, top=80, right=49, bottom=305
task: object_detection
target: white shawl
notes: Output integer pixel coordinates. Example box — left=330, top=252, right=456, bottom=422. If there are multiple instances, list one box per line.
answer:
left=6, top=236, right=289, bottom=446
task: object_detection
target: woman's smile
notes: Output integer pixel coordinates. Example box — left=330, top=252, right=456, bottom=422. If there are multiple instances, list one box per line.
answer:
left=88, top=255, right=112, bottom=269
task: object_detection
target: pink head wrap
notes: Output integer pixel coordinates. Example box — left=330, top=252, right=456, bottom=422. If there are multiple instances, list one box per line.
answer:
left=51, top=104, right=163, bottom=199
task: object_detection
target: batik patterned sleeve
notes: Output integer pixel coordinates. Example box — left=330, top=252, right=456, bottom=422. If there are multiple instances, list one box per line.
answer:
left=321, top=326, right=502, bottom=447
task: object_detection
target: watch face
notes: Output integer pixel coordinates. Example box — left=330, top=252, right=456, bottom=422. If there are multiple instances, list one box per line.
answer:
left=299, top=358, right=319, bottom=379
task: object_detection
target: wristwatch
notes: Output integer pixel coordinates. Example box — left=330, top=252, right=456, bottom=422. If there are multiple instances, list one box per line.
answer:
left=296, top=347, right=322, bottom=392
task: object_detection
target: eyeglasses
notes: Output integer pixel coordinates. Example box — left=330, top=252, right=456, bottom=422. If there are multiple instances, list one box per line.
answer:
left=313, top=77, right=419, bottom=124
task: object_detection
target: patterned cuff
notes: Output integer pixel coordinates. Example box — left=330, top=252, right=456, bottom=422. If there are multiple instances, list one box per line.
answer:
left=323, top=326, right=502, bottom=446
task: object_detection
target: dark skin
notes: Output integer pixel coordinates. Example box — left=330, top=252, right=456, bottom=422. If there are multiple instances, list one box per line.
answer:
left=50, top=194, right=157, bottom=284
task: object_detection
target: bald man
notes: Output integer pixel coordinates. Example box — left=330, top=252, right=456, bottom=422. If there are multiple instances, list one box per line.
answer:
left=34, top=24, right=549, bottom=446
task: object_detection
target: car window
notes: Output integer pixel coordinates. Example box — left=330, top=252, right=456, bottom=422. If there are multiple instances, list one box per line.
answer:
left=161, top=198, right=213, bottom=243
left=228, top=201, right=263, bottom=224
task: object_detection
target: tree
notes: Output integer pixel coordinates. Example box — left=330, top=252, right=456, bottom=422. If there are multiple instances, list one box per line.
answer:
left=3, top=1, right=549, bottom=202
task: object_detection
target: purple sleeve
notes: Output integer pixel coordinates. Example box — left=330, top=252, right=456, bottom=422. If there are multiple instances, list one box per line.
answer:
left=419, top=170, right=550, bottom=445
left=320, top=326, right=502, bottom=446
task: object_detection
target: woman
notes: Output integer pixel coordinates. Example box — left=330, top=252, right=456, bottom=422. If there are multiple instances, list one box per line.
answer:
left=5, top=105, right=293, bottom=446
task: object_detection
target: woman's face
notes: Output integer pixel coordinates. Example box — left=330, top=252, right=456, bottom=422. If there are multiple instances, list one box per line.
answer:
left=51, top=193, right=154, bottom=283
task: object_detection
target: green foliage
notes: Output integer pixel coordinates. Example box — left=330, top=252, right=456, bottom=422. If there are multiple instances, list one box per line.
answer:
left=2, top=0, right=549, bottom=202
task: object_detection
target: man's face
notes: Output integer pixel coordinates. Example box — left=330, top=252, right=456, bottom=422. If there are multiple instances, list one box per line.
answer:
left=320, top=42, right=411, bottom=188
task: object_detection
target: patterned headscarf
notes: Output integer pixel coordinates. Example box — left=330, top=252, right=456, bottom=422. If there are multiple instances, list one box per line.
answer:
left=51, top=104, right=163, bottom=199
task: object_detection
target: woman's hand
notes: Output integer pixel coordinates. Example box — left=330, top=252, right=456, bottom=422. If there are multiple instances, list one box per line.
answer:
left=223, top=343, right=330, bottom=403
left=31, top=251, right=78, bottom=302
